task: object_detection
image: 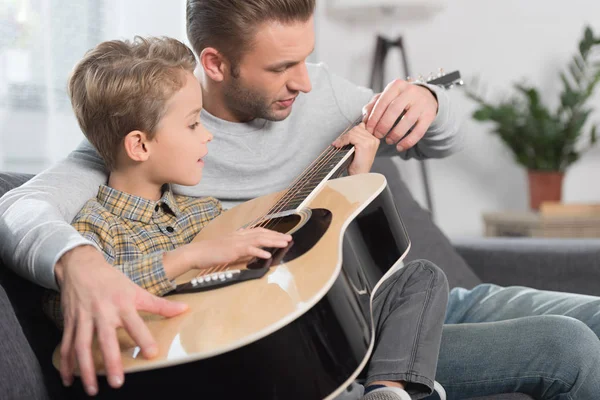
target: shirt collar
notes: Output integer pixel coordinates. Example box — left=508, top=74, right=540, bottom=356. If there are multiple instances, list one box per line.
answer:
left=96, top=184, right=181, bottom=223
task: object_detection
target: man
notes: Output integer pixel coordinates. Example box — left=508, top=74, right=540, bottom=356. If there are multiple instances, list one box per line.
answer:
left=1, top=0, right=599, bottom=399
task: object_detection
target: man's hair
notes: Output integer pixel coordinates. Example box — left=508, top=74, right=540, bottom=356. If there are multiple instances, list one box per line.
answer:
left=186, top=0, right=315, bottom=74
left=68, top=36, right=197, bottom=170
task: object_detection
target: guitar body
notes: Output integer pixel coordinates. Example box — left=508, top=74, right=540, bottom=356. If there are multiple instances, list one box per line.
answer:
left=53, top=173, right=411, bottom=399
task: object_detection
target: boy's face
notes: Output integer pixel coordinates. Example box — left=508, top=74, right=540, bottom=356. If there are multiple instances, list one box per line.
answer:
left=148, top=71, right=212, bottom=186
left=221, top=16, right=315, bottom=121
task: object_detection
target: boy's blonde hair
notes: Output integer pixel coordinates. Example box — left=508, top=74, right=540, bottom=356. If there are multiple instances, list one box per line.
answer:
left=68, top=36, right=197, bottom=170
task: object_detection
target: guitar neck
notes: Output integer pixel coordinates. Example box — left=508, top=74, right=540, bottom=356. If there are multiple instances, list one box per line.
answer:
left=265, top=117, right=362, bottom=215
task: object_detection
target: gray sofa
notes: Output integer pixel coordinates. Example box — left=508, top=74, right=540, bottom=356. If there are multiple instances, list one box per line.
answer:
left=1, top=158, right=599, bottom=400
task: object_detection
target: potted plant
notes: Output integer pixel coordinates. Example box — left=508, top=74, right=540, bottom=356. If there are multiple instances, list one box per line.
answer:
left=466, top=26, right=600, bottom=210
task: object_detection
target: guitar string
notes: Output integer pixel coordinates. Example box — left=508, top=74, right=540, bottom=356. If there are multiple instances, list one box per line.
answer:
left=255, top=115, right=363, bottom=223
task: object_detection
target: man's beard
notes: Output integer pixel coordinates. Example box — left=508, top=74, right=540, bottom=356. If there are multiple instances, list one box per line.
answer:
left=222, top=76, right=289, bottom=122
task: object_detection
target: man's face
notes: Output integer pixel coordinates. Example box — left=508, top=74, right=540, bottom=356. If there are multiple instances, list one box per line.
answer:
left=222, top=16, right=315, bottom=122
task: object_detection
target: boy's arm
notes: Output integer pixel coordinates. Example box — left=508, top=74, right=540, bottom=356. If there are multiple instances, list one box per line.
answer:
left=73, top=215, right=188, bottom=297
left=0, top=140, right=108, bottom=290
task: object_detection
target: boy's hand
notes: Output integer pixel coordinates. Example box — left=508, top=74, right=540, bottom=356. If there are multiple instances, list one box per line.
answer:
left=332, top=122, right=380, bottom=175
left=191, top=228, right=292, bottom=268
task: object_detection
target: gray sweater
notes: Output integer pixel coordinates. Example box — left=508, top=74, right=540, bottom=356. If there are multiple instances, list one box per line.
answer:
left=0, top=63, right=461, bottom=290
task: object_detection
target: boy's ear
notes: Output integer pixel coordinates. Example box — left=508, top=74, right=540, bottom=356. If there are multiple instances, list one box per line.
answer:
left=123, top=130, right=151, bottom=162
left=200, top=47, right=229, bottom=82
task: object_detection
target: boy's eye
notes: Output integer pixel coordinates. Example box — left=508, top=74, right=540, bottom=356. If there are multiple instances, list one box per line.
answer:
left=189, top=122, right=200, bottom=129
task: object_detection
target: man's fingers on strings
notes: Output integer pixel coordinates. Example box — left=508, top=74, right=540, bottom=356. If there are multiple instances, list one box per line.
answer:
left=362, top=94, right=381, bottom=124
left=373, top=95, right=411, bottom=141
left=386, top=107, right=420, bottom=145
left=366, top=79, right=408, bottom=133
left=397, top=120, right=429, bottom=152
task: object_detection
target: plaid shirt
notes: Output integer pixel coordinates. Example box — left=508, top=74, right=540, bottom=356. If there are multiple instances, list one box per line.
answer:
left=44, top=184, right=222, bottom=327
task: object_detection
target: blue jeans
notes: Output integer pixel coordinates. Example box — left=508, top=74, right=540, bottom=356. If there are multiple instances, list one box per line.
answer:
left=432, top=284, right=600, bottom=399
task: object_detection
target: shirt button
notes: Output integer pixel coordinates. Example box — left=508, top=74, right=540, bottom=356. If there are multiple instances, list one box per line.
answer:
left=154, top=205, right=159, bottom=212
left=166, top=226, right=174, bottom=233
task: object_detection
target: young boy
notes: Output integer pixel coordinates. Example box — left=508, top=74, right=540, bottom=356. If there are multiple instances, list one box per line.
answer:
left=43, top=36, right=293, bottom=328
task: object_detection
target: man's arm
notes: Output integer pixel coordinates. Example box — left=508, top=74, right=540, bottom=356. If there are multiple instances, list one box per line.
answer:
left=0, top=140, right=107, bottom=289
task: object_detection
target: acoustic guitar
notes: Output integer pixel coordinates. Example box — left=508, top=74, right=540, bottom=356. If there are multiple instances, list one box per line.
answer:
left=53, top=71, right=462, bottom=399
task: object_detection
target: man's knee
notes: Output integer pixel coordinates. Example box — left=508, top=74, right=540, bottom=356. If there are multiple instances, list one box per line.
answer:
left=539, top=315, right=599, bottom=363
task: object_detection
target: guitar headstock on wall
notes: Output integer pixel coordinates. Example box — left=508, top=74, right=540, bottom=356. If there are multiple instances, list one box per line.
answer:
left=410, top=69, right=463, bottom=90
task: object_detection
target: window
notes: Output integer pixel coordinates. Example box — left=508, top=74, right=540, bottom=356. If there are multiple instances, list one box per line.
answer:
left=0, top=0, right=186, bottom=173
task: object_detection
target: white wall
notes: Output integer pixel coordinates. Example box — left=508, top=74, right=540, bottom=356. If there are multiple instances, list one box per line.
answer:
left=315, top=0, right=600, bottom=238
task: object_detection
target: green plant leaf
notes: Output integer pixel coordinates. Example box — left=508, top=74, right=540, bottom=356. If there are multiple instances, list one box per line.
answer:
left=467, top=24, right=600, bottom=172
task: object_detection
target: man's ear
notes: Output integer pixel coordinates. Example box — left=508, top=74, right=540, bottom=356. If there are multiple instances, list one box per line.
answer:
left=200, top=47, right=229, bottom=82
left=123, top=130, right=151, bottom=162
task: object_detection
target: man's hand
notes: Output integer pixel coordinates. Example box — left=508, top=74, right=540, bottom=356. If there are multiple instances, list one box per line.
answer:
left=55, top=246, right=189, bottom=396
left=332, top=122, right=380, bottom=175
left=362, top=79, right=438, bottom=152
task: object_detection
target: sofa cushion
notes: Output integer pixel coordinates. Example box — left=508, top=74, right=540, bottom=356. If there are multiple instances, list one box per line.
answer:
left=372, top=158, right=481, bottom=290
left=0, top=172, right=34, bottom=197
left=469, top=395, right=533, bottom=400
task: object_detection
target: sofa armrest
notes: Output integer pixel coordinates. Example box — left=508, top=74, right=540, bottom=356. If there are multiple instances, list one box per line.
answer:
left=452, top=238, right=600, bottom=296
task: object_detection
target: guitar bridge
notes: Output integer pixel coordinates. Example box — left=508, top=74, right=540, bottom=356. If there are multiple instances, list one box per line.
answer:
left=171, top=268, right=270, bottom=295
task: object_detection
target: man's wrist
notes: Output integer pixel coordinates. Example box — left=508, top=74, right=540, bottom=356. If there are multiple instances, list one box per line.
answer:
left=416, top=83, right=439, bottom=114
left=54, top=245, right=101, bottom=289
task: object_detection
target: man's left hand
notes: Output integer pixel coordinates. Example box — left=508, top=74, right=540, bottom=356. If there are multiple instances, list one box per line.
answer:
left=362, top=80, right=438, bottom=152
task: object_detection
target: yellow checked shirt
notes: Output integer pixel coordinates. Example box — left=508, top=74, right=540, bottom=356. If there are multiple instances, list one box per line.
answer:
left=44, top=184, right=222, bottom=327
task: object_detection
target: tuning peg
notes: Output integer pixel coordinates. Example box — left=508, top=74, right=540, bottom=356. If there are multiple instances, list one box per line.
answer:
left=427, top=72, right=435, bottom=82
left=437, top=68, right=445, bottom=77
left=406, top=76, right=413, bottom=83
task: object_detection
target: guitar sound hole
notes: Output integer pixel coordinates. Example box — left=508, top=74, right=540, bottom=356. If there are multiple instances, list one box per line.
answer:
left=246, top=209, right=332, bottom=270
left=259, top=214, right=302, bottom=234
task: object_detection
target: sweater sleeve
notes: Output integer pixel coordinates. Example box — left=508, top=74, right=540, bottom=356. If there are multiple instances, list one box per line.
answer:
left=0, top=140, right=108, bottom=290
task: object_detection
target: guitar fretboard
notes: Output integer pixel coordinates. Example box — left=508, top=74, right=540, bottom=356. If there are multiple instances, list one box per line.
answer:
left=273, top=143, right=354, bottom=213
left=261, top=116, right=363, bottom=217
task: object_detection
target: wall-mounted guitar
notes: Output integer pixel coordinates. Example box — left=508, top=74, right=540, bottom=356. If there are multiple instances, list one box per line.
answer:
left=53, top=70, right=462, bottom=399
